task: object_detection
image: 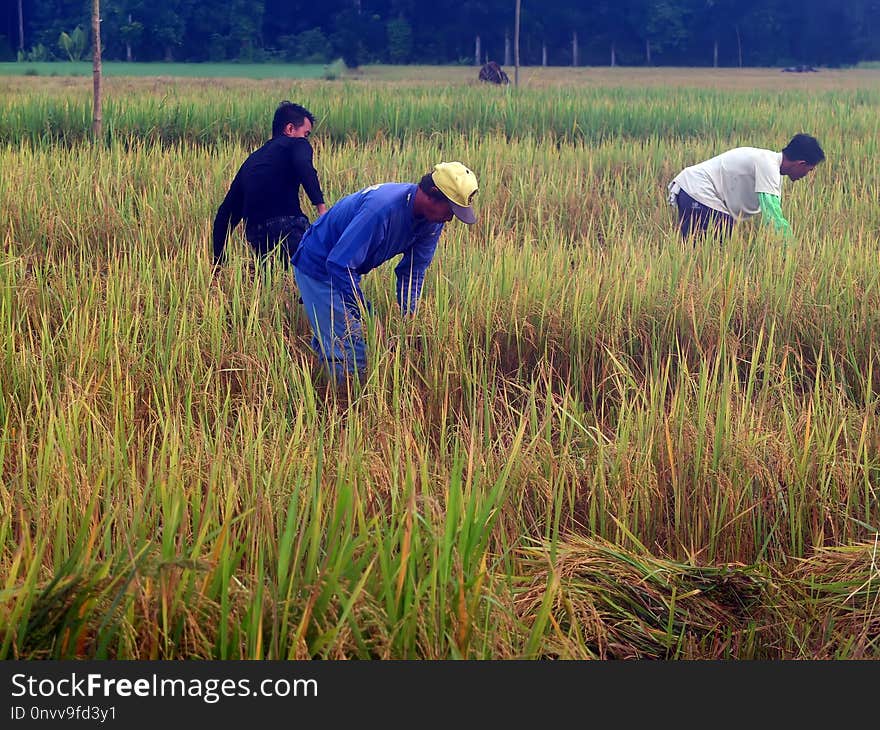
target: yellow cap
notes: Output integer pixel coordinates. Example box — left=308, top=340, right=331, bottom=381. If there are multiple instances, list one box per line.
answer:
left=431, top=161, right=478, bottom=224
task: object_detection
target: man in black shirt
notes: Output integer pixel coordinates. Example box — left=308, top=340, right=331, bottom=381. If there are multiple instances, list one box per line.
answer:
left=212, top=101, right=328, bottom=270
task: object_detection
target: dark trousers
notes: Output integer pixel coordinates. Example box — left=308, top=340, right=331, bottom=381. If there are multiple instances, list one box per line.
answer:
left=246, top=215, right=309, bottom=268
left=675, top=188, right=734, bottom=240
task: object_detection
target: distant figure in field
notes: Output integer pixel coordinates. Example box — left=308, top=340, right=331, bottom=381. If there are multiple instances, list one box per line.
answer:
left=212, top=101, right=327, bottom=270
left=667, top=133, right=825, bottom=240
left=291, top=161, right=478, bottom=384
left=479, top=61, right=510, bottom=85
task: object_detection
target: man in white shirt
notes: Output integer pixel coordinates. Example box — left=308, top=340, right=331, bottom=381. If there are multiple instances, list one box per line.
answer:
left=668, top=133, right=825, bottom=240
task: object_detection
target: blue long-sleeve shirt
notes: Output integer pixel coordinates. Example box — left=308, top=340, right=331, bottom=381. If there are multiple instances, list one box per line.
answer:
left=291, top=183, right=444, bottom=315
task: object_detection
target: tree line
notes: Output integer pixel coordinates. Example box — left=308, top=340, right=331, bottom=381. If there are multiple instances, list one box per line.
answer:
left=3, top=0, right=879, bottom=68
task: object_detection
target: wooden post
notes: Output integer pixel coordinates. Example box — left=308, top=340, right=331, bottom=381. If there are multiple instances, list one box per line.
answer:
left=736, top=25, right=743, bottom=68
left=514, top=0, right=521, bottom=87
left=475, top=35, right=481, bottom=66
left=17, top=0, right=24, bottom=51
left=92, top=0, right=102, bottom=140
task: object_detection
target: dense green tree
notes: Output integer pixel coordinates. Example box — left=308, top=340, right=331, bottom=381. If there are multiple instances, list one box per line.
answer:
left=587, top=0, right=640, bottom=66
left=6, top=0, right=879, bottom=67
left=694, top=0, right=745, bottom=67
left=386, top=16, right=412, bottom=63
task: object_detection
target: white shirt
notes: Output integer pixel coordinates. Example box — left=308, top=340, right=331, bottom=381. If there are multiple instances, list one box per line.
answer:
left=670, top=147, right=783, bottom=220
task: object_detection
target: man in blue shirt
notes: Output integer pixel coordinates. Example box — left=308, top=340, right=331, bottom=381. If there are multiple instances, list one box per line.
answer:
left=292, top=161, right=479, bottom=384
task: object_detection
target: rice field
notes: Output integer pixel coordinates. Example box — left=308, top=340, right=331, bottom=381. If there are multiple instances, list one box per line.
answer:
left=0, top=61, right=336, bottom=79
left=2, top=69, right=880, bottom=659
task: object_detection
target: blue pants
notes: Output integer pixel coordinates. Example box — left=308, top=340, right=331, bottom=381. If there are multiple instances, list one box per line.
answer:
left=293, top=267, right=367, bottom=382
left=675, top=188, right=734, bottom=240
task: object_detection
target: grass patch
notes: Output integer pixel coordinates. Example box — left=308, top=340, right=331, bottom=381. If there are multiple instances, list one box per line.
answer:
left=1, top=72, right=879, bottom=658
left=0, top=61, right=340, bottom=79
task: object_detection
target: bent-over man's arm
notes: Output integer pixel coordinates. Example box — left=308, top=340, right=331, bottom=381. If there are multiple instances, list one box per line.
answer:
left=394, top=228, right=442, bottom=315
left=291, top=142, right=327, bottom=218
left=212, top=174, right=244, bottom=266
left=758, top=193, right=793, bottom=237
left=325, top=209, right=386, bottom=315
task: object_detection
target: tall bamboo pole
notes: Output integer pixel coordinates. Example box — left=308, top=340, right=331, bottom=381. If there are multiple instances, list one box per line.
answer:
left=514, top=0, right=521, bottom=87
left=92, top=0, right=102, bottom=140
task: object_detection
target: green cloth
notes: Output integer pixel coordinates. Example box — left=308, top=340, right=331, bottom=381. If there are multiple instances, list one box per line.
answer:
left=758, top=192, right=792, bottom=237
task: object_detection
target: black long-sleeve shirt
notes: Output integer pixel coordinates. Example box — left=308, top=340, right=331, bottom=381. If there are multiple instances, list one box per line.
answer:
left=212, top=135, right=325, bottom=263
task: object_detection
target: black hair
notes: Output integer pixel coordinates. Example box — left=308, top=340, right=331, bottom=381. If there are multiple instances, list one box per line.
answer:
left=418, top=173, right=448, bottom=201
left=782, top=133, right=825, bottom=165
left=272, top=101, right=315, bottom=138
